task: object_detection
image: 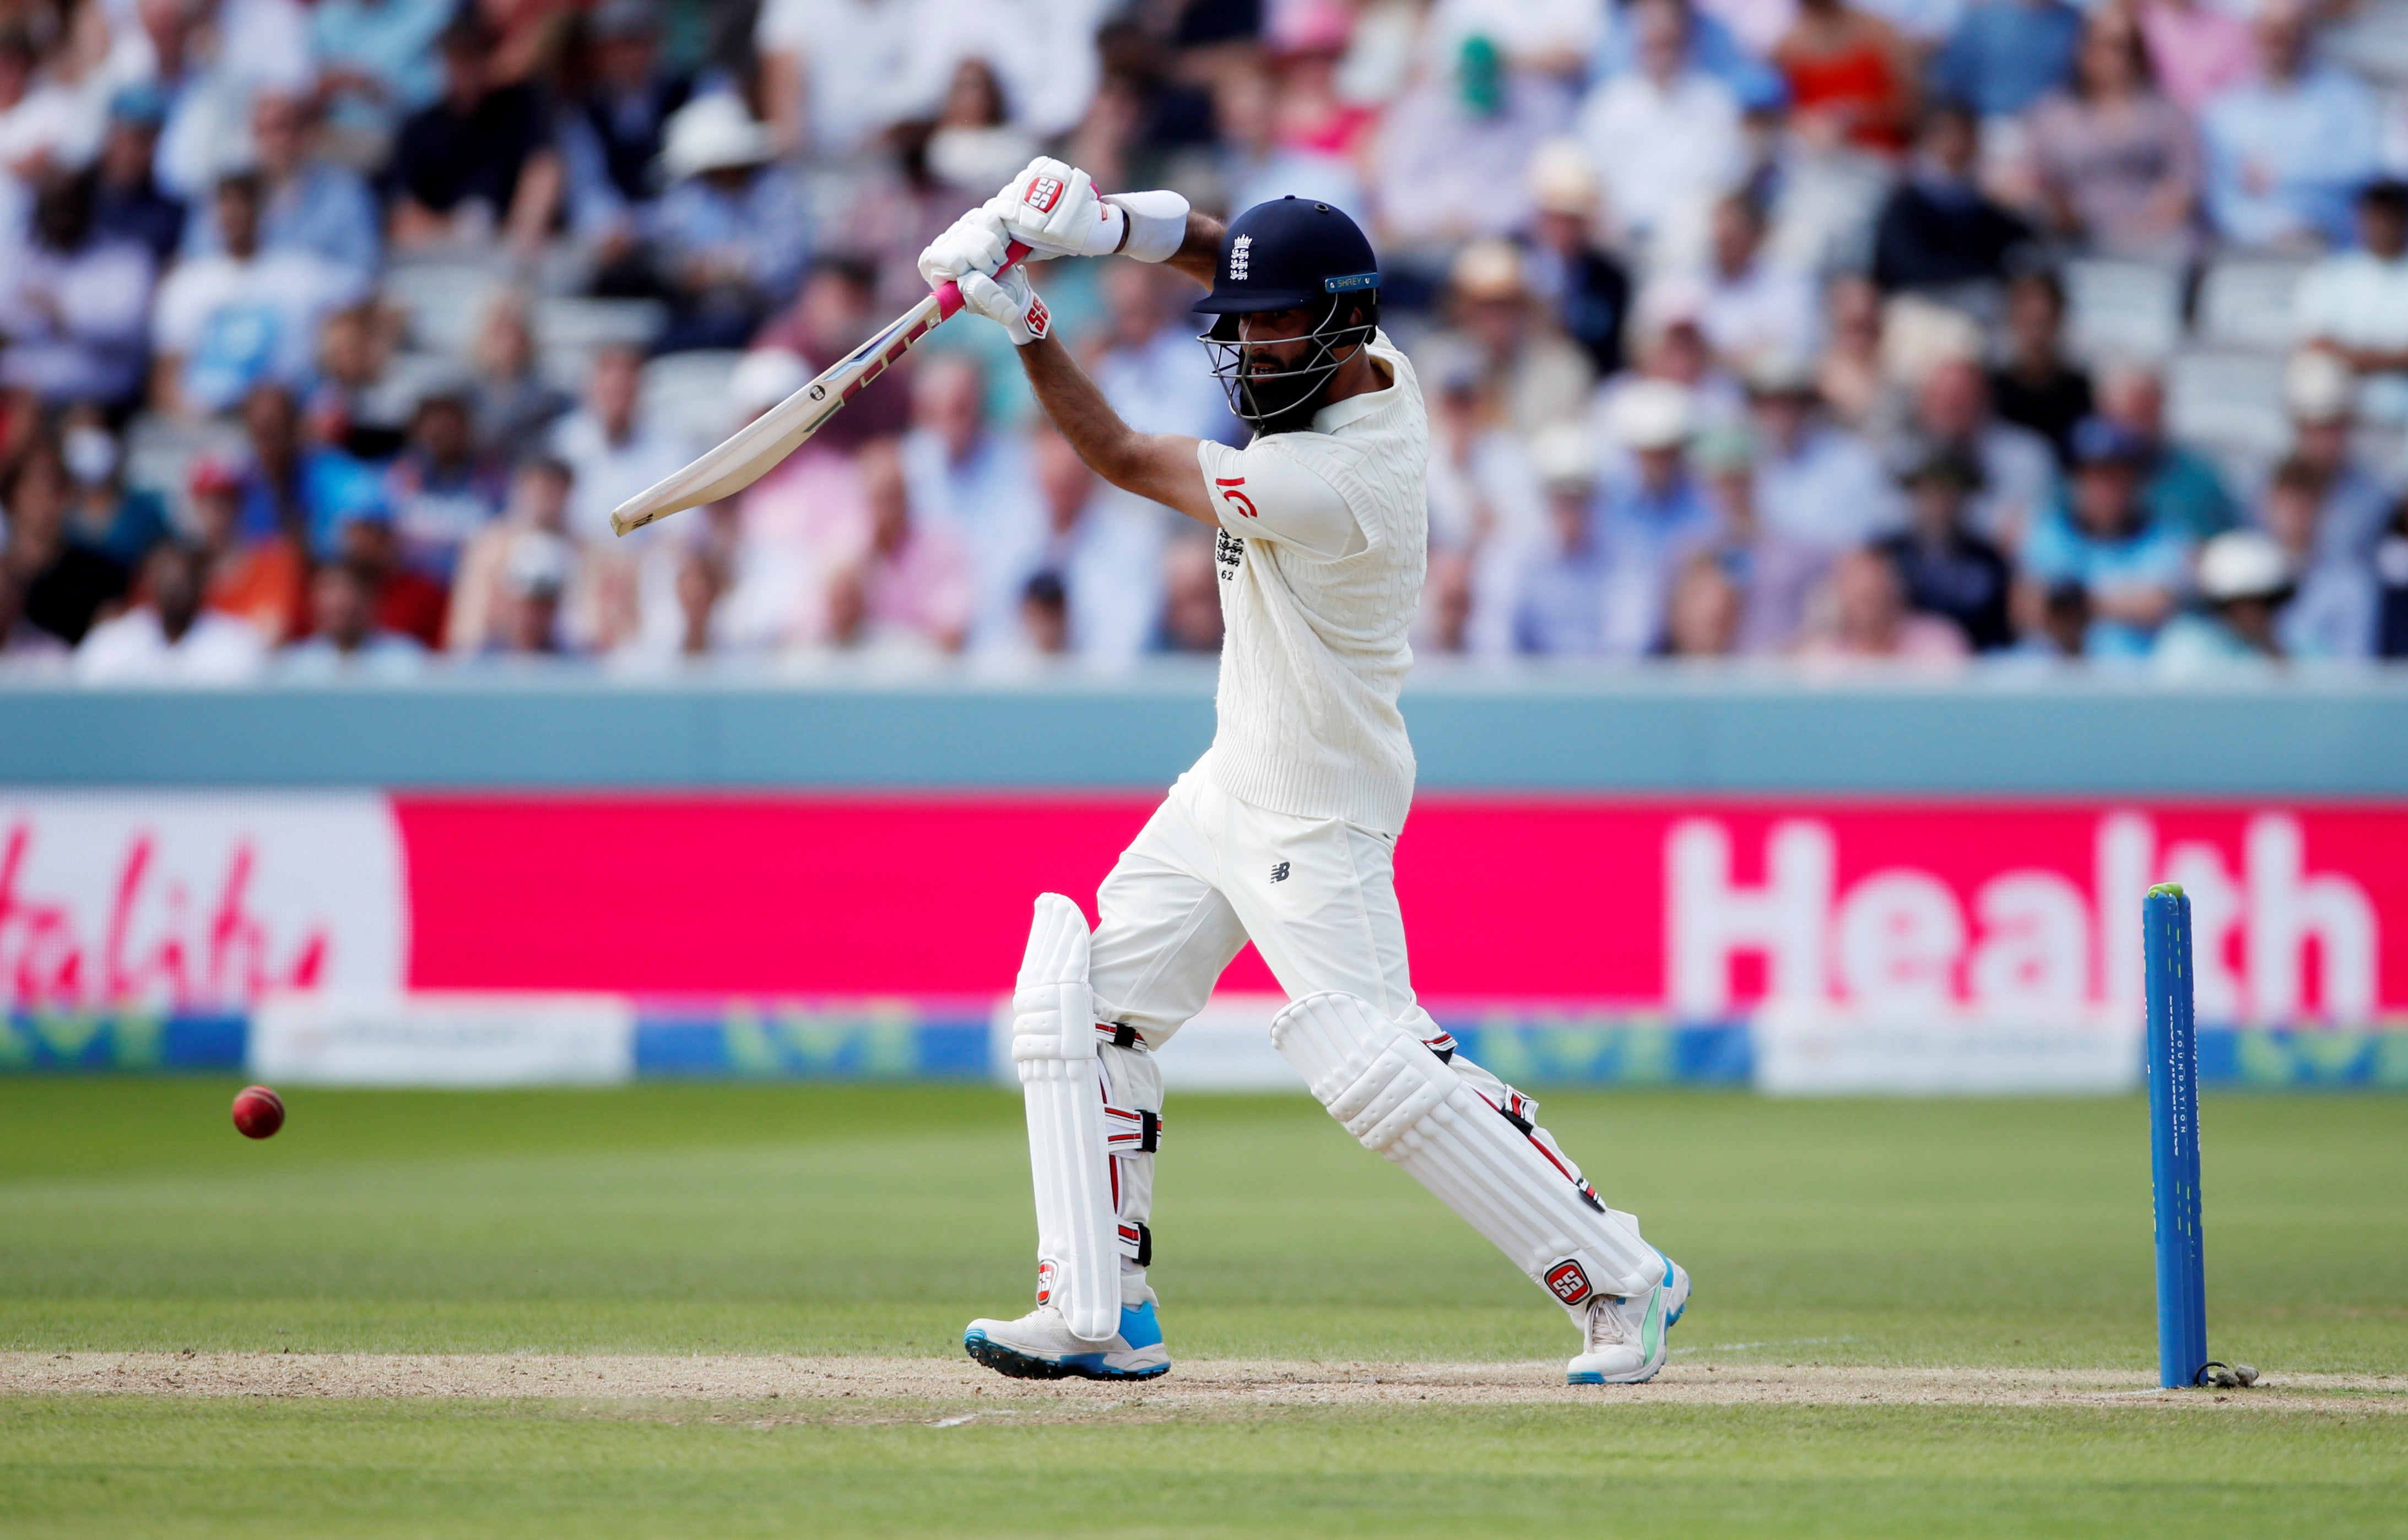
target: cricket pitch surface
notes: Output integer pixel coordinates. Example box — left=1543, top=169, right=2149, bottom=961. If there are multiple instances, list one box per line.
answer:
left=7, top=1351, right=2400, bottom=1411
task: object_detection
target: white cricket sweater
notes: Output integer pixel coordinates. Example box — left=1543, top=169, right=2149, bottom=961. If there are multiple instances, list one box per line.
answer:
left=1193, top=331, right=1429, bottom=836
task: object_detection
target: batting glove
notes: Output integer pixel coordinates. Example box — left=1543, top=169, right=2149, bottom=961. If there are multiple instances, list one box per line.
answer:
left=917, top=205, right=1011, bottom=291
left=957, top=265, right=1052, bottom=347
left=991, top=157, right=1125, bottom=260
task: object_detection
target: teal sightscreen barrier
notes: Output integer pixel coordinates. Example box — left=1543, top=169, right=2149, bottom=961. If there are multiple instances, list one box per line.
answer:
left=7, top=672, right=2408, bottom=791
left=2144, top=882, right=2210, bottom=1388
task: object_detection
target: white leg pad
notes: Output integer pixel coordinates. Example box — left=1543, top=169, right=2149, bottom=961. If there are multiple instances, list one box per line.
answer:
left=1270, top=991, right=1658, bottom=1308
left=1013, top=893, right=1121, bottom=1342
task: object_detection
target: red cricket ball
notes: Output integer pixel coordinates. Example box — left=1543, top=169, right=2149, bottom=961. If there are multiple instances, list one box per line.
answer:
left=231, top=1084, right=285, bottom=1140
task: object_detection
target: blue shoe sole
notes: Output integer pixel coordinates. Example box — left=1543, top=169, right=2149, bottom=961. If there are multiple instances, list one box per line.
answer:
left=1568, top=1255, right=1688, bottom=1387
left=962, top=1328, right=1171, bottom=1382
left=1565, top=1367, right=1664, bottom=1386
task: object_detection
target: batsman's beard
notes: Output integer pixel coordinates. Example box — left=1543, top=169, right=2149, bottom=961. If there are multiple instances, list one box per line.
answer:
left=1200, top=300, right=1377, bottom=436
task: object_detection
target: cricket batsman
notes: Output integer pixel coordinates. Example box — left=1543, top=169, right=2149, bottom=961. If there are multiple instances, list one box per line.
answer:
left=917, top=162, right=1689, bottom=1386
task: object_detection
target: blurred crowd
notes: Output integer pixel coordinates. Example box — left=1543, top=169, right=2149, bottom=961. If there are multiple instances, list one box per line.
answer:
left=4, top=0, right=2408, bottom=684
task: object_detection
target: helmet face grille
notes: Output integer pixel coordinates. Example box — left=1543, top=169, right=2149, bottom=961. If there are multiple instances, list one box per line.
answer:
left=1197, top=299, right=1377, bottom=434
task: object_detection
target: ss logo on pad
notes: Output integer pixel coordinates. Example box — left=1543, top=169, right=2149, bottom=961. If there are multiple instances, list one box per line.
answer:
left=1545, top=1260, right=1594, bottom=1306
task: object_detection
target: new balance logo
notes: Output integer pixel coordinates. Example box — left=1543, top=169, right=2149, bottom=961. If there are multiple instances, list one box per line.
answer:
left=1229, top=234, right=1252, bottom=280
left=1270, top=862, right=1290, bottom=883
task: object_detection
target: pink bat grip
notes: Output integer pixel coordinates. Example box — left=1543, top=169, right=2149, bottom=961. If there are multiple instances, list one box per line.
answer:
left=933, top=241, right=1034, bottom=319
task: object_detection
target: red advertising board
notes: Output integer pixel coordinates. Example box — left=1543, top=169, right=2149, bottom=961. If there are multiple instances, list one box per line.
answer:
left=6, top=791, right=2401, bottom=1024
left=398, top=795, right=2403, bottom=1024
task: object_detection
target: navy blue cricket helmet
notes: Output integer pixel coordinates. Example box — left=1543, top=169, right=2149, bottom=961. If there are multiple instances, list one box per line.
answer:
left=1194, top=196, right=1381, bottom=431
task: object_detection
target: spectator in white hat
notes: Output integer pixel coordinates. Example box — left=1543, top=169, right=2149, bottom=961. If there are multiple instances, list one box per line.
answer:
left=1426, top=238, right=1595, bottom=438
left=1596, top=378, right=1722, bottom=657
left=650, top=93, right=811, bottom=350
left=2275, top=348, right=2391, bottom=565
left=1521, top=139, right=1635, bottom=378
left=1692, top=420, right=1827, bottom=653
left=2152, top=530, right=2295, bottom=674
left=1510, top=419, right=1617, bottom=656
left=492, top=528, right=575, bottom=656
left=1901, top=353, right=2059, bottom=550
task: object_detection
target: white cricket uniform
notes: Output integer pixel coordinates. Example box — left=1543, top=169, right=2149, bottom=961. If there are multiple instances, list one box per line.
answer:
left=1078, top=332, right=1618, bottom=1296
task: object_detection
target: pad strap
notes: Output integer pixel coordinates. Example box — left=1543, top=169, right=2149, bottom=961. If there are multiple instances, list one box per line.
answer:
left=1103, top=1103, right=1162, bottom=1154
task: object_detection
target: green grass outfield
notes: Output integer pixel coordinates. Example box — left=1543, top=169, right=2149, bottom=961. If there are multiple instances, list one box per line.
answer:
left=2, top=1077, right=2403, bottom=1536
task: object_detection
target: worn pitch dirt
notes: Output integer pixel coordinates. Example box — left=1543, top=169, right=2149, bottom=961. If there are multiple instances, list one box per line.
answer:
left=3, top=1353, right=2394, bottom=1412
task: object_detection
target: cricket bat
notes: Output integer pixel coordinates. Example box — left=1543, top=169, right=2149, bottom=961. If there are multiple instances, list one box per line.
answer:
left=608, top=241, right=1032, bottom=536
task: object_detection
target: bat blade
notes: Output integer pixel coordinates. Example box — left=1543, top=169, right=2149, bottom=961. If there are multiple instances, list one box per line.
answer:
left=608, top=242, right=1031, bottom=537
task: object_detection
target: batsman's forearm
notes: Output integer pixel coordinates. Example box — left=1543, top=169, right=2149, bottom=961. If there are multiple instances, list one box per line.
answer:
left=1017, top=335, right=1210, bottom=523
left=1161, top=212, right=1228, bottom=290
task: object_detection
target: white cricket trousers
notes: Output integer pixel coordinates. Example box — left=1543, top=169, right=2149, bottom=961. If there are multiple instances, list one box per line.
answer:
left=1084, top=753, right=1544, bottom=1294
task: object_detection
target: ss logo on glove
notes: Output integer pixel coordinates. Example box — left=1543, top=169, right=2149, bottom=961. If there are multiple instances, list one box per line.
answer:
left=1025, top=174, right=1065, bottom=213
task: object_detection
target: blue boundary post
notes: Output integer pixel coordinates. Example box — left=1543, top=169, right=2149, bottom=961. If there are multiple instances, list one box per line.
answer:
left=2144, top=882, right=2209, bottom=1387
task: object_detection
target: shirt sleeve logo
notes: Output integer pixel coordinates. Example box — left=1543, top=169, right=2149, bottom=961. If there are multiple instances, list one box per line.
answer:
left=1215, top=476, right=1257, bottom=518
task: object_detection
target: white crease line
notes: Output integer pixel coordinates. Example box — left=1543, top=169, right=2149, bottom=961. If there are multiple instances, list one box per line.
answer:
left=1670, top=1337, right=1857, bottom=1357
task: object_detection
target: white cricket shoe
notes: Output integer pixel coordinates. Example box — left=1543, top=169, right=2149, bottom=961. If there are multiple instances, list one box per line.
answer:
left=963, top=1294, right=1171, bottom=1381
left=1566, top=1250, right=1690, bottom=1386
